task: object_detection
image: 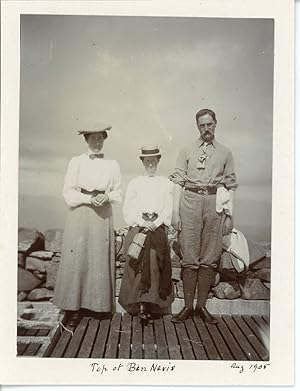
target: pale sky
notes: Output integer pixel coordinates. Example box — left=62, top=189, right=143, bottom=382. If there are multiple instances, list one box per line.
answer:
left=19, top=15, right=274, bottom=241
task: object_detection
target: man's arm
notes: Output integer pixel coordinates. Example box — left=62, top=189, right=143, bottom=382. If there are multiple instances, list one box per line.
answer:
left=172, top=184, right=183, bottom=231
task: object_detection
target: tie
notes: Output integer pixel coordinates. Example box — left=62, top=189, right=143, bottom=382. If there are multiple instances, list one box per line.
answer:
left=197, top=142, right=210, bottom=169
left=89, top=153, right=104, bottom=160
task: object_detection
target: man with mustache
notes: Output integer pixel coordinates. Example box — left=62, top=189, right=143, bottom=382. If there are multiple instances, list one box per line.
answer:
left=169, top=108, right=238, bottom=324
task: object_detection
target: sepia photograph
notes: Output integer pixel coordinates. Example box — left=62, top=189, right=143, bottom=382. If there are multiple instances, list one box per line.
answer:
left=17, top=12, right=273, bottom=361
left=0, top=0, right=294, bottom=386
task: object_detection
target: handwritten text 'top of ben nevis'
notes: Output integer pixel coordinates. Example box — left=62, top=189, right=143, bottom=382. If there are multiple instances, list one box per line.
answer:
left=91, top=362, right=176, bottom=374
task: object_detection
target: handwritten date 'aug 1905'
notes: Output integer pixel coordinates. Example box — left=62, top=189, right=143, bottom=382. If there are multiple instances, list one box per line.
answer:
left=231, top=362, right=270, bottom=374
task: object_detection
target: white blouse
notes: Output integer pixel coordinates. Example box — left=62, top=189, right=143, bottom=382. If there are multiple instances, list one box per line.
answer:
left=123, top=175, right=174, bottom=228
left=62, top=152, right=122, bottom=208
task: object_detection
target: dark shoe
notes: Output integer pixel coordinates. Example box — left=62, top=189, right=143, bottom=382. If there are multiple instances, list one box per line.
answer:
left=171, top=307, right=194, bottom=323
left=195, top=307, right=218, bottom=324
left=68, top=311, right=81, bottom=327
left=138, top=303, right=148, bottom=320
left=94, top=312, right=112, bottom=320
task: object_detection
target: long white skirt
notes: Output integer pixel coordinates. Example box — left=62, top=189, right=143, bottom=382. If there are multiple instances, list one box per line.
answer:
left=53, top=202, right=115, bottom=312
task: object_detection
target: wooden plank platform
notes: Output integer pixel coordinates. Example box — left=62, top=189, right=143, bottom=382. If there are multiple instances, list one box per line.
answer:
left=17, top=322, right=61, bottom=358
left=17, top=313, right=270, bottom=360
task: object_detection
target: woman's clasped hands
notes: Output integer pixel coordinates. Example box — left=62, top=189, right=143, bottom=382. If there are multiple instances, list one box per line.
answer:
left=91, top=193, right=109, bottom=207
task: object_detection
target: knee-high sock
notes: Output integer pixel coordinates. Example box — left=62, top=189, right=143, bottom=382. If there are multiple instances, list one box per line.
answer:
left=196, top=266, right=216, bottom=309
left=182, top=268, right=198, bottom=309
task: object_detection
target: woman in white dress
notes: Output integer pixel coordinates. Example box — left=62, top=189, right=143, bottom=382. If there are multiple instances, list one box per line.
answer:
left=53, top=122, right=122, bottom=327
left=118, top=146, right=174, bottom=320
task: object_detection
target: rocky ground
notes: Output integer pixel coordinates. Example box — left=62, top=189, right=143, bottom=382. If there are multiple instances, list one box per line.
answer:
left=18, top=226, right=271, bottom=304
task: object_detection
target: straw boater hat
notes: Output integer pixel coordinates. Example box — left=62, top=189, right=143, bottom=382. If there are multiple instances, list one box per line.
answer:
left=77, top=121, right=112, bottom=135
left=140, top=145, right=161, bottom=158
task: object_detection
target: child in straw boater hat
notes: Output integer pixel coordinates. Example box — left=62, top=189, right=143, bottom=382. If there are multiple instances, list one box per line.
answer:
left=118, top=145, right=174, bottom=322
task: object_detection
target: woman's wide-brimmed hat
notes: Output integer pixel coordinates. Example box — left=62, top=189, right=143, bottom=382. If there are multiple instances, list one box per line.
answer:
left=140, top=145, right=161, bottom=158
left=77, top=121, right=112, bottom=135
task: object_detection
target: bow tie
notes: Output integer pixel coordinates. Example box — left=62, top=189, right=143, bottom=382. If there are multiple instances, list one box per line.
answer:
left=89, top=153, right=104, bottom=160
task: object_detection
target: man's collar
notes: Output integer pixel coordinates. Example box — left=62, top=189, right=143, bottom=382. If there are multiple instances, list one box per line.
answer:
left=198, top=138, right=217, bottom=148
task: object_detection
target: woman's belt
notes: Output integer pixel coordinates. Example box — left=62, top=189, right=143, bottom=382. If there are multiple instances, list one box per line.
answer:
left=80, top=188, right=105, bottom=196
left=185, top=186, right=217, bottom=195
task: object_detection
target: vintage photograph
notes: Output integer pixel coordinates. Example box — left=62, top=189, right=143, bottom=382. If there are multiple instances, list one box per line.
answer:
left=17, top=14, right=273, bottom=360
left=0, top=0, right=294, bottom=386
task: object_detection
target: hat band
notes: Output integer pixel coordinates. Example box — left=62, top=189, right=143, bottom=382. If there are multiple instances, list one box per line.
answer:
left=141, top=148, right=160, bottom=155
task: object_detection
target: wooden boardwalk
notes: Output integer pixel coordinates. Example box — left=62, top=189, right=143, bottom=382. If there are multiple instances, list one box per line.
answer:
left=17, top=313, right=270, bottom=360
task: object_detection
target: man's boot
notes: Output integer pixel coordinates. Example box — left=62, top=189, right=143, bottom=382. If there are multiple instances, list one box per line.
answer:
left=171, top=268, right=198, bottom=323
left=194, top=265, right=218, bottom=324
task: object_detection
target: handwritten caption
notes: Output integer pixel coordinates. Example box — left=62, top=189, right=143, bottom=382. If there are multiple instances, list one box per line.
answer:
left=91, top=361, right=176, bottom=375
left=230, top=362, right=270, bottom=374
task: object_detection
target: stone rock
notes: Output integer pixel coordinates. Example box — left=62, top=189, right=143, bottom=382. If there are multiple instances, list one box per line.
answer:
left=27, top=288, right=54, bottom=301
left=18, top=228, right=44, bottom=254
left=212, top=272, right=220, bottom=287
left=18, top=252, right=26, bottom=268
left=21, top=309, right=36, bottom=320
left=32, top=270, right=47, bottom=281
left=115, top=235, right=125, bottom=259
left=212, top=281, right=241, bottom=299
left=18, top=267, right=42, bottom=292
left=171, top=257, right=181, bottom=268
left=52, top=255, right=61, bottom=263
left=45, top=261, right=60, bottom=289
left=115, top=260, right=121, bottom=268
left=118, top=254, right=127, bottom=264
left=208, top=291, right=214, bottom=299
left=251, top=257, right=271, bottom=271
left=168, top=227, right=182, bottom=267
left=44, top=229, right=64, bottom=252
left=241, top=278, right=270, bottom=300
left=172, top=267, right=181, bottom=282
left=247, top=239, right=268, bottom=266
left=17, top=303, right=33, bottom=318
left=17, top=292, right=28, bottom=301
left=254, top=268, right=271, bottom=282
left=176, top=280, right=184, bottom=299
left=170, top=241, right=182, bottom=263
left=116, top=269, right=123, bottom=279
left=29, top=251, right=54, bottom=260
left=26, top=257, right=50, bottom=273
